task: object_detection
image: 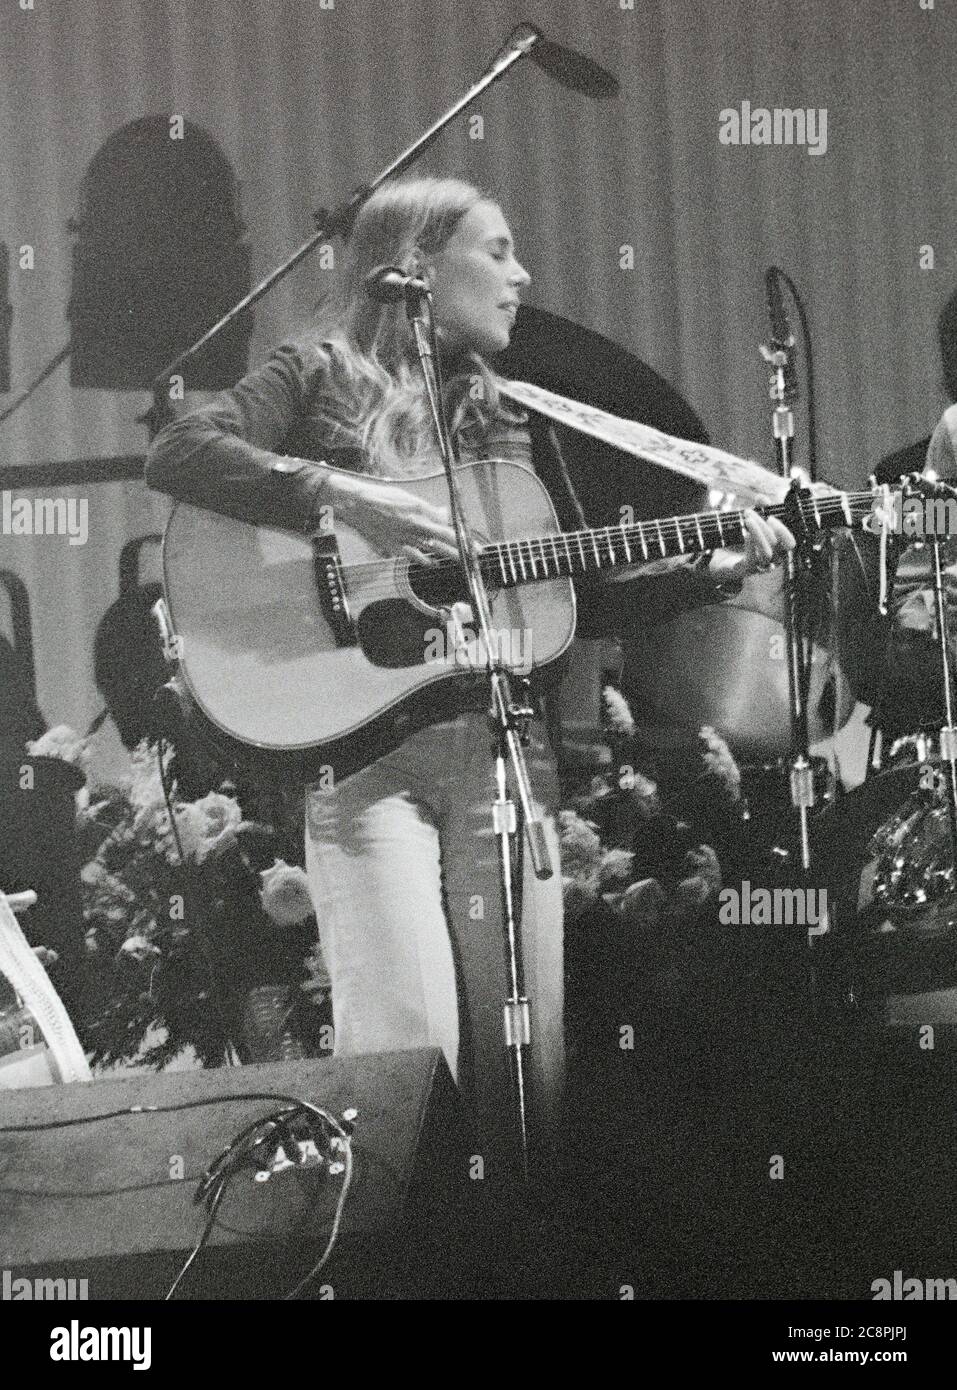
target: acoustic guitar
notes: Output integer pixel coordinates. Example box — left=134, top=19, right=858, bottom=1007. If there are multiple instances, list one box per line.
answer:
left=161, top=458, right=881, bottom=779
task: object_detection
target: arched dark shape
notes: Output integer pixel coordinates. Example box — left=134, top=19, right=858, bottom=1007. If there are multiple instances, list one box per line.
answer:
left=0, top=569, right=45, bottom=748
left=495, top=304, right=710, bottom=528
left=68, top=116, right=253, bottom=389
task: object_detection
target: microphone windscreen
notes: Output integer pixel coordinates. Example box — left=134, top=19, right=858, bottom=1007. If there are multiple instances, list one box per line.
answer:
left=530, top=38, right=619, bottom=99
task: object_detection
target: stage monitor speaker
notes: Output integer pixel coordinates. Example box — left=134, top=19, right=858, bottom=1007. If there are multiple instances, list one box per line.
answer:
left=0, top=1050, right=507, bottom=1300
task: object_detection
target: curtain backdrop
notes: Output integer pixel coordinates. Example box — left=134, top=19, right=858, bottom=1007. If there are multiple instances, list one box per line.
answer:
left=1, top=0, right=954, bottom=736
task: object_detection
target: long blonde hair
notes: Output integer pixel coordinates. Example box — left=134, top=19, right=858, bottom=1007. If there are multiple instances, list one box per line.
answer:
left=301, top=176, right=522, bottom=476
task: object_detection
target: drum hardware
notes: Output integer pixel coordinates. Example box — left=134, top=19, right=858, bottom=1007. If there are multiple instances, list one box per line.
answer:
left=811, top=759, right=957, bottom=1009
left=865, top=475, right=957, bottom=779
left=886, top=730, right=936, bottom=767
left=739, top=755, right=837, bottom=882
left=805, top=474, right=957, bottom=1016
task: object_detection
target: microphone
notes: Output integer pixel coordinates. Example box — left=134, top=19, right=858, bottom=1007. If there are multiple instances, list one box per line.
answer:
left=764, top=264, right=799, bottom=406
left=490, top=23, right=619, bottom=100
left=364, top=265, right=429, bottom=304
left=764, top=266, right=794, bottom=353
left=529, top=35, right=619, bottom=99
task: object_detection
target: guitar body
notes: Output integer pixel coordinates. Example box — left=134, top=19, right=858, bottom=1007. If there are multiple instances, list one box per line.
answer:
left=162, top=459, right=576, bottom=779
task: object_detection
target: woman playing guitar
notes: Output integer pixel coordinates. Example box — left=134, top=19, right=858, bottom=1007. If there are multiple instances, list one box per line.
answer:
left=147, top=175, right=794, bottom=1179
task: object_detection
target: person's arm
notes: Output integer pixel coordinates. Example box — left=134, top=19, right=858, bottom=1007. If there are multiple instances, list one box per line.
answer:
left=146, top=339, right=461, bottom=558
left=578, top=546, right=760, bottom=636
left=927, top=404, right=957, bottom=479
left=527, top=413, right=791, bottom=634
left=146, top=340, right=344, bottom=532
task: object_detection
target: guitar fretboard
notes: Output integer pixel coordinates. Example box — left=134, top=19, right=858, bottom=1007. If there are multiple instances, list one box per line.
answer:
left=478, top=490, right=872, bottom=586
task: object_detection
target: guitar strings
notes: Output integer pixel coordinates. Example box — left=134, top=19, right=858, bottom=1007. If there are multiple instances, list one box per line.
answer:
left=330, top=490, right=878, bottom=599
left=335, top=500, right=877, bottom=603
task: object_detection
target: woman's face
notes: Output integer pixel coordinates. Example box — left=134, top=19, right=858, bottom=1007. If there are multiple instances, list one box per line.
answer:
left=424, top=201, right=531, bottom=357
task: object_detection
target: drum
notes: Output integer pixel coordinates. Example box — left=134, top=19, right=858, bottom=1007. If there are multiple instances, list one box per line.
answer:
left=812, top=763, right=957, bottom=1018
left=866, top=538, right=957, bottom=740
left=622, top=532, right=879, bottom=762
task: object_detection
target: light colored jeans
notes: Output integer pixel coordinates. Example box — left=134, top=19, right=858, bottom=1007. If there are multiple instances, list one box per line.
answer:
left=304, top=711, right=565, bottom=1173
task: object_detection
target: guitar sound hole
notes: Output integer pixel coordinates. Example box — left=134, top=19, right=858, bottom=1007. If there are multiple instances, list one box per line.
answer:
left=359, top=562, right=502, bottom=671
left=407, top=560, right=501, bottom=620
left=407, top=562, right=470, bottom=612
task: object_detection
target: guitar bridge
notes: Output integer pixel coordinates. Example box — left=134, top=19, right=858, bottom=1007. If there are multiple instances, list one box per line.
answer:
left=312, top=534, right=356, bottom=647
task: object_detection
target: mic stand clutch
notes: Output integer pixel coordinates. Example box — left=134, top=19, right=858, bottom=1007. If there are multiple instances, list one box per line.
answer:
left=402, top=279, right=552, bottom=1188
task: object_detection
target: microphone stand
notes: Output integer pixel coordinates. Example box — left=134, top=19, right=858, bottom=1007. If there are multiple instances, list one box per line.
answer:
left=759, top=328, right=816, bottom=878
left=135, top=15, right=616, bottom=1179
left=402, top=279, right=551, bottom=1186
left=759, top=298, right=827, bottom=1092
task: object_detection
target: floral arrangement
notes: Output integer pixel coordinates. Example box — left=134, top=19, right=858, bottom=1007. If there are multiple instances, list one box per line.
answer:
left=557, top=687, right=749, bottom=1047
left=26, top=728, right=330, bottom=1070
left=21, top=692, right=744, bottom=1071
left=558, top=688, right=744, bottom=931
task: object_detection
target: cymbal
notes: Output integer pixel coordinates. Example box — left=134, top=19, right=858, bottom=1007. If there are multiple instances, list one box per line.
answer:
left=496, top=304, right=709, bottom=442
left=495, top=304, right=711, bottom=526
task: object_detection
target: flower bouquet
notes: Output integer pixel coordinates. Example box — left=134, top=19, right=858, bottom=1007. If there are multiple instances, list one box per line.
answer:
left=559, top=688, right=749, bottom=1056
left=57, top=736, right=330, bottom=1069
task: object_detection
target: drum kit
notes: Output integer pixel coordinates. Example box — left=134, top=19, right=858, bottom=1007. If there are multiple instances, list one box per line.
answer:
left=501, top=305, right=957, bottom=1028
left=626, top=539, right=957, bottom=1026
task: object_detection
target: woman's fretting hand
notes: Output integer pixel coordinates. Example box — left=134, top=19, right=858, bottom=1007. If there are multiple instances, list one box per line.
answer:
left=706, top=508, right=797, bottom=587
left=739, top=509, right=796, bottom=575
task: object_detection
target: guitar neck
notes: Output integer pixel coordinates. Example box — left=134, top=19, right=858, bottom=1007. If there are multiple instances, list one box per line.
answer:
left=476, top=489, right=875, bottom=586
